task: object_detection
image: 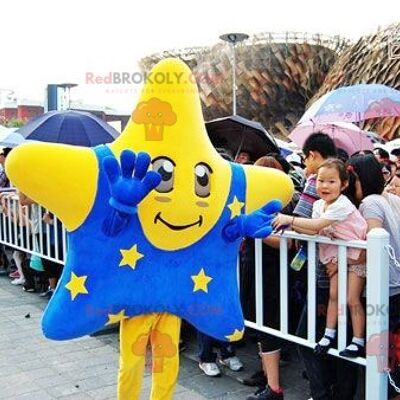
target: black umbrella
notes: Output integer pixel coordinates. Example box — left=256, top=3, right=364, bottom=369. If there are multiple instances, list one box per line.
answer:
left=16, top=110, right=120, bottom=147
left=205, top=115, right=279, bottom=162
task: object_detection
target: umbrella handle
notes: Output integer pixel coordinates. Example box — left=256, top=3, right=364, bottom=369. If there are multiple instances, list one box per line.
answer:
left=233, top=129, right=246, bottom=161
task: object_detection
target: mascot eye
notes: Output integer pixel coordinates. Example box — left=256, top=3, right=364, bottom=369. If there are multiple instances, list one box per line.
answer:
left=152, top=157, right=175, bottom=193
left=195, top=163, right=212, bottom=197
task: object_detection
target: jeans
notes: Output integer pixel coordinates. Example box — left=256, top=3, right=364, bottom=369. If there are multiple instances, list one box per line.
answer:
left=197, top=331, right=235, bottom=363
left=297, top=287, right=359, bottom=400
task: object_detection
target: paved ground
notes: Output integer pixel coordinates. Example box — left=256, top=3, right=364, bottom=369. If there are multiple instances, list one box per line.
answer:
left=0, top=274, right=313, bottom=399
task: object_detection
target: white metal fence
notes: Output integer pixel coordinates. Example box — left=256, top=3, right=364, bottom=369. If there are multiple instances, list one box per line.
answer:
left=247, top=229, right=390, bottom=400
left=0, top=193, right=67, bottom=264
left=0, top=194, right=391, bottom=399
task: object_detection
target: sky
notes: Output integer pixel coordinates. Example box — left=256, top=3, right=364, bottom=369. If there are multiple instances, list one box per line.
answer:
left=0, top=0, right=398, bottom=113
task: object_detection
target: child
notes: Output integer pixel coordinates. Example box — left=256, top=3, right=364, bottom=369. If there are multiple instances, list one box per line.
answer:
left=273, top=158, right=367, bottom=358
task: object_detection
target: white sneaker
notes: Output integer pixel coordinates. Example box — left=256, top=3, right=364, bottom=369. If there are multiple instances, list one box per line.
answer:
left=199, top=362, right=221, bottom=377
left=11, top=277, right=25, bottom=285
left=219, top=356, right=243, bottom=371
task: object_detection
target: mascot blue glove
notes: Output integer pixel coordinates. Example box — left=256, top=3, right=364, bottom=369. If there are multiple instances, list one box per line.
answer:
left=102, top=150, right=161, bottom=236
left=223, top=199, right=282, bottom=241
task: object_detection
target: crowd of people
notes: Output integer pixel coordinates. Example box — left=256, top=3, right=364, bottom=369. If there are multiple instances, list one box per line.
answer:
left=202, top=134, right=400, bottom=400
left=0, top=134, right=400, bottom=400
left=0, top=147, right=64, bottom=299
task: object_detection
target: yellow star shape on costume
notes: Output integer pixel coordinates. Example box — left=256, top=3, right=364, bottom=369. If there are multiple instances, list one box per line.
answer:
left=119, top=244, right=144, bottom=269
left=225, top=328, right=244, bottom=342
left=65, top=272, right=88, bottom=300
left=227, top=196, right=244, bottom=219
left=191, top=268, right=213, bottom=293
left=105, top=309, right=128, bottom=326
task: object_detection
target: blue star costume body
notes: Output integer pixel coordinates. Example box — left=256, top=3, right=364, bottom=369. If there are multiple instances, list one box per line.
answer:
left=43, top=145, right=246, bottom=342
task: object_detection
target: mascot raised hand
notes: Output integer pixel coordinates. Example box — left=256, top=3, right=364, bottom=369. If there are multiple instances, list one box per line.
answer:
left=6, top=59, right=293, bottom=399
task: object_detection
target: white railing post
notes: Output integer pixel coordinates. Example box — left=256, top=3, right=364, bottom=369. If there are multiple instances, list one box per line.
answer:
left=280, top=237, right=288, bottom=334
left=366, top=228, right=390, bottom=400
left=307, top=240, right=317, bottom=343
left=337, top=245, right=348, bottom=352
left=255, top=239, right=264, bottom=326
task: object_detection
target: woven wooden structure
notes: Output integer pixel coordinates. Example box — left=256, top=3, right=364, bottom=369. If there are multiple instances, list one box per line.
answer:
left=140, top=32, right=349, bottom=139
left=311, top=23, right=400, bottom=140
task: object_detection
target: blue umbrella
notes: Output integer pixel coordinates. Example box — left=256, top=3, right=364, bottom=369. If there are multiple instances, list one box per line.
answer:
left=300, top=84, right=400, bottom=124
left=275, top=138, right=293, bottom=157
left=16, top=110, right=120, bottom=147
left=0, top=130, right=25, bottom=148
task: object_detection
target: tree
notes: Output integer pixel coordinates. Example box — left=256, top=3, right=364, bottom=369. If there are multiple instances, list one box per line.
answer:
left=4, top=118, right=25, bottom=128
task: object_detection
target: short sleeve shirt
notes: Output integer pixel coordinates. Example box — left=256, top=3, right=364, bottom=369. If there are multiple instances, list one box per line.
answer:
left=0, top=169, right=9, bottom=188
left=293, top=175, right=318, bottom=218
left=360, top=194, right=400, bottom=296
left=293, top=174, right=330, bottom=288
left=312, top=195, right=356, bottom=221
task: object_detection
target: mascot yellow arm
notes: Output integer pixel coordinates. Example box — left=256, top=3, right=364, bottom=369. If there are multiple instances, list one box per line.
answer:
left=244, top=166, right=294, bottom=213
left=5, top=142, right=98, bottom=232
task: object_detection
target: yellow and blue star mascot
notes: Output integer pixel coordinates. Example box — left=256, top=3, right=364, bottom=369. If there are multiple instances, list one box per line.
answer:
left=6, top=59, right=293, bottom=399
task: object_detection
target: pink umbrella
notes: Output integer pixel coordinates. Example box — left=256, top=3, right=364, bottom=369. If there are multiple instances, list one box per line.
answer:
left=299, top=84, right=400, bottom=124
left=289, top=121, right=374, bottom=156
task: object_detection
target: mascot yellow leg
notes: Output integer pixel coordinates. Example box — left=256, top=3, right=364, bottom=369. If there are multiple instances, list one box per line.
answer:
left=118, top=312, right=181, bottom=400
